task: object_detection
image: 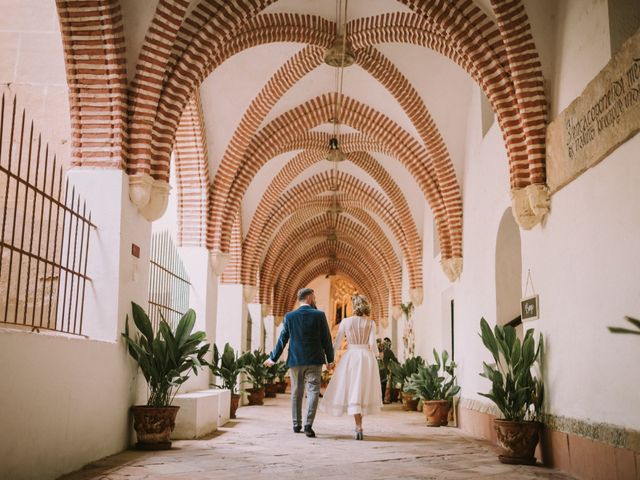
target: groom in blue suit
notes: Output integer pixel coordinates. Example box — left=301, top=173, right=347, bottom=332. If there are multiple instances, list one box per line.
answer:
left=265, top=287, right=334, bottom=437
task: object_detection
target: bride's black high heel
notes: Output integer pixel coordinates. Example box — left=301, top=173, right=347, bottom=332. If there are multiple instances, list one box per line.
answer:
left=355, top=429, right=363, bottom=440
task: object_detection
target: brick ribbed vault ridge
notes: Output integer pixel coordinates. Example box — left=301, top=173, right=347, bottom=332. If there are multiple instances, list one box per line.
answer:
left=210, top=94, right=454, bottom=262
left=240, top=140, right=422, bottom=288
left=268, top=237, right=394, bottom=319
left=261, top=211, right=402, bottom=293
left=127, top=0, right=191, bottom=177
left=261, top=213, right=402, bottom=308
left=250, top=171, right=409, bottom=284
left=276, top=257, right=388, bottom=321
left=131, top=4, right=544, bottom=188
left=253, top=196, right=412, bottom=306
left=213, top=39, right=458, bottom=271
left=174, top=92, right=209, bottom=247
left=55, top=0, right=127, bottom=168
left=220, top=209, right=242, bottom=284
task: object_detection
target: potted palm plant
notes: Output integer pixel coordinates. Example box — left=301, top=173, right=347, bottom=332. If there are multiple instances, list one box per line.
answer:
left=391, top=356, right=425, bottom=411
left=275, top=361, right=289, bottom=393
left=478, top=317, right=544, bottom=465
left=242, top=350, right=268, bottom=405
left=404, top=349, right=460, bottom=426
left=209, top=343, right=245, bottom=419
left=122, top=302, right=210, bottom=450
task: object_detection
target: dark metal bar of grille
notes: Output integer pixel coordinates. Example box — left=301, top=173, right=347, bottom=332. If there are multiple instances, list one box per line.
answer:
left=0, top=93, right=93, bottom=335
left=148, top=230, right=190, bottom=331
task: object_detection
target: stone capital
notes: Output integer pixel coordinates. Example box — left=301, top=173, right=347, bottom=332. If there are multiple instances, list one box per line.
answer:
left=243, top=285, right=258, bottom=304
left=441, top=256, right=463, bottom=282
left=409, top=287, right=424, bottom=306
left=391, top=305, right=403, bottom=321
left=128, top=173, right=154, bottom=208
left=261, top=304, right=272, bottom=317
left=511, top=184, right=550, bottom=230
left=209, top=251, right=230, bottom=276
left=139, top=180, right=171, bottom=221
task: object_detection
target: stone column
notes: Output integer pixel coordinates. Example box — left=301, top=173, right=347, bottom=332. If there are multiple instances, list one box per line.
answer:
left=179, top=246, right=219, bottom=391
left=215, top=283, right=248, bottom=354
left=66, top=169, right=151, bottom=342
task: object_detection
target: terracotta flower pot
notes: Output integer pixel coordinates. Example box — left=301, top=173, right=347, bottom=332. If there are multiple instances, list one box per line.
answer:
left=402, top=392, right=419, bottom=411
left=264, top=383, right=278, bottom=397
left=131, top=405, right=179, bottom=450
left=247, top=387, right=265, bottom=405
left=494, top=419, right=542, bottom=465
left=276, top=381, right=287, bottom=393
left=230, top=393, right=240, bottom=419
left=423, top=400, right=451, bottom=427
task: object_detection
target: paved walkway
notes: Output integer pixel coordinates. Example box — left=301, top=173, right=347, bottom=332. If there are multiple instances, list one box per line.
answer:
left=61, top=395, right=575, bottom=480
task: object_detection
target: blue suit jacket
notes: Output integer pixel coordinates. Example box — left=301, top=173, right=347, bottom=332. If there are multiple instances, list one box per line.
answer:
left=269, top=305, right=334, bottom=367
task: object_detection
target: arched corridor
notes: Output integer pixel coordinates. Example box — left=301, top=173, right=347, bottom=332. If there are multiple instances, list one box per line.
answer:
left=1, top=1, right=639, bottom=479
left=60, top=396, right=574, bottom=480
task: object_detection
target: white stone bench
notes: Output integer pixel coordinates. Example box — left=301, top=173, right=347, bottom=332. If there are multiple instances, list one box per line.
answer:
left=172, top=389, right=231, bottom=440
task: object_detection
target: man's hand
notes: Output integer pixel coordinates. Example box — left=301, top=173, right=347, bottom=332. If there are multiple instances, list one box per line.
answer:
left=264, top=358, right=275, bottom=367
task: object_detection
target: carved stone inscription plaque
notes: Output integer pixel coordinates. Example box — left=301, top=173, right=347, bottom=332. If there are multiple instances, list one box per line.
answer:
left=547, top=29, right=640, bottom=192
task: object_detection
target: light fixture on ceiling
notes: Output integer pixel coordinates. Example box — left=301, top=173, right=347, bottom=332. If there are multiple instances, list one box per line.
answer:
left=324, top=35, right=356, bottom=67
left=327, top=136, right=345, bottom=162
left=324, top=0, right=354, bottom=68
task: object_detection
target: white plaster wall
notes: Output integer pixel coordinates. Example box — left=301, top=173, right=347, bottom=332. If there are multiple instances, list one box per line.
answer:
left=413, top=0, right=640, bottom=432
left=216, top=283, right=248, bottom=353
left=0, top=170, right=153, bottom=480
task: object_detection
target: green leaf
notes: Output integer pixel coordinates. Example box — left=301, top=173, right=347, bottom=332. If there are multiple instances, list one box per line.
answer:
left=175, top=309, right=196, bottom=347
left=131, top=302, right=154, bottom=342
left=479, top=318, right=499, bottom=363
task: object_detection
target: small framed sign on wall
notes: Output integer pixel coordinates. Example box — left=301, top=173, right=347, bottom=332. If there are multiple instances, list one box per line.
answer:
left=520, top=294, right=540, bottom=321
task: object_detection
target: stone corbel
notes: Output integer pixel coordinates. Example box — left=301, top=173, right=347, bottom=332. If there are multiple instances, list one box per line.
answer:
left=391, top=305, right=403, bottom=321
left=261, top=304, right=271, bottom=317
left=243, top=285, right=258, bottom=304
left=275, top=315, right=284, bottom=326
left=511, top=184, right=550, bottom=230
left=129, top=174, right=154, bottom=208
left=139, top=180, right=171, bottom=221
left=441, top=256, right=463, bottom=282
left=209, top=251, right=230, bottom=276
left=409, top=287, right=424, bottom=306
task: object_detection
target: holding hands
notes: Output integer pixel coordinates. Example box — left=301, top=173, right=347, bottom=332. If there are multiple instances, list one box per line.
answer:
left=264, top=358, right=275, bottom=367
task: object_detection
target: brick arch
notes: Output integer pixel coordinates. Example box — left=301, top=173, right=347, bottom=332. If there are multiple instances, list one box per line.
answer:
left=275, top=266, right=383, bottom=322
left=261, top=213, right=401, bottom=304
left=273, top=255, right=388, bottom=320
left=211, top=45, right=326, bottom=215
left=240, top=142, right=422, bottom=287
left=268, top=237, right=396, bottom=319
left=55, top=0, right=127, bottom=169
left=144, top=11, right=333, bottom=180
left=246, top=171, right=412, bottom=285
left=213, top=36, right=460, bottom=260
left=127, top=0, right=192, bottom=177
left=211, top=94, right=453, bottom=266
left=174, top=92, right=210, bottom=247
left=249, top=196, right=417, bottom=296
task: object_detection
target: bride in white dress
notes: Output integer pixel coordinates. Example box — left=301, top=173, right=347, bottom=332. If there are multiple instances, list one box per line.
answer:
left=320, top=295, right=383, bottom=440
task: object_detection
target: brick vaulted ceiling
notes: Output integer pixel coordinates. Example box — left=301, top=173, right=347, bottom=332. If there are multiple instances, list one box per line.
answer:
left=56, top=0, right=549, bottom=318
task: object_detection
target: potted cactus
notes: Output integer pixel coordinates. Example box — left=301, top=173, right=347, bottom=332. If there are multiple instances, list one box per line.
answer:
left=404, top=349, right=460, bottom=426
left=209, top=343, right=245, bottom=418
left=478, top=317, right=544, bottom=465
left=122, top=303, right=210, bottom=450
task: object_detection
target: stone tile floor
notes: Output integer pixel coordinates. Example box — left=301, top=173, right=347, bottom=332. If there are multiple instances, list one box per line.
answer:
left=60, top=395, right=575, bottom=480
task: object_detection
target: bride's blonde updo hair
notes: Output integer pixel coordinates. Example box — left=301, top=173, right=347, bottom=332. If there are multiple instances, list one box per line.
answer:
left=352, top=294, right=371, bottom=317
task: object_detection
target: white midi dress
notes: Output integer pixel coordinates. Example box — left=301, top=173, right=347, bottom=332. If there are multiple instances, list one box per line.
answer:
left=320, top=315, right=383, bottom=416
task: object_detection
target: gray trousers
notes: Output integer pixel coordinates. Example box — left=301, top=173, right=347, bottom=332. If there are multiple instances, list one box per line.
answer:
left=289, top=365, right=322, bottom=427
